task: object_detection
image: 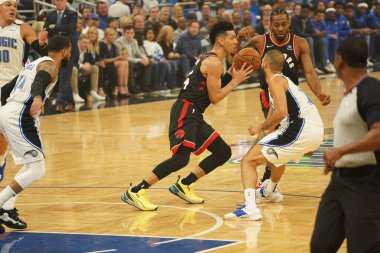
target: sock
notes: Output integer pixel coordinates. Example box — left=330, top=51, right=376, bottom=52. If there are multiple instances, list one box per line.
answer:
left=2, top=195, right=17, bottom=210
left=131, top=180, right=150, bottom=193
left=267, top=179, right=278, bottom=192
left=0, top=156, right=5, bottom=167
left=261, top=165, right=272, bottom=181
left=0, top=186, right=16, bottom=208
left=181, top=173, right=198, bottom=185
left=244, top=188, right=257, bottom=210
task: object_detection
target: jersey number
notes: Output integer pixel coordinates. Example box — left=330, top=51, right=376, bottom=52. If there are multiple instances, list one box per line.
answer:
left=283, top=53, right=294, bottom=68
left=183, top=70, right=194, bottom=90
left=0, top=50, right=10, bottom=63
left=11, top=75, right=27, bottom=94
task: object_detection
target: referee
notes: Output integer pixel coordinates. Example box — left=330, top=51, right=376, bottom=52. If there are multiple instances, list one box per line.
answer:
left=310, top=38, right=380, bottom=252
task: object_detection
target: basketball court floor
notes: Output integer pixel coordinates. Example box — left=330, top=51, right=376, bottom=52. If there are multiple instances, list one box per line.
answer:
left=0, top=70, right=379, bottom=252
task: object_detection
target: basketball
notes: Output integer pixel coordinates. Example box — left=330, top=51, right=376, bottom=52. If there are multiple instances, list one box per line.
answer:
left=233, top=48, right=261, bottom=71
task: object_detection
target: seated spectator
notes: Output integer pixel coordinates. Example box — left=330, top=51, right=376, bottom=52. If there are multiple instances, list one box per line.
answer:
left=96, top=0, right=109, bottom=30
left=171, top=5, right=184, bottom=25
left=142, top=27, right=168, bottom=91
left=241, top=0, right=257, bottom=26
left=325, top=7, right=340, bottom=62
left=145, top=5, right=160, bottom=36
left=82, top=13, right=105, bottom=41
left=157, top=25, right=180, bottom=89
left=173, top=17, right=186, bottom=45
left=232, top=11, right=243, bottom=34
left=87, top=27, right=106, bottom=97
left=311, top=10, right=335, bottom=73
left=72, top=34, right=105, bottom=103
left=255, top=14, right=270, bottom=35
left=115, top=25, right=153, bottom=93
left=107, top=17, right=122, bottom=38
left=334, top=1, right=351, bottom=43
left=366, top=2, right=380, bottom=64
left=199, top=3, right=212, bottom=28
left=159, top=8, right=177, bottom=30
left=175, top=20, right=202, bottom=77
left=80, top=5, right=91, bottom=29
left=99, top=28, right=130, bottom=98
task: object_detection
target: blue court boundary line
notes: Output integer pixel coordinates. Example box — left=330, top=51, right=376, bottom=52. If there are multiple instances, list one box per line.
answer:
left=0, top=186, right=322, bottom=199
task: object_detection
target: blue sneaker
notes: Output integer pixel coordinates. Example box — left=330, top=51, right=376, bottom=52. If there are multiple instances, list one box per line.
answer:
left=224, top=206, right=262, bottom=221
left=0, top=159, right=6, bottom=183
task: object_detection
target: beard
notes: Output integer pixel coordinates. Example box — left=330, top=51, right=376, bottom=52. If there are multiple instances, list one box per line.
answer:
left=61, top=57, right=69, bottom=68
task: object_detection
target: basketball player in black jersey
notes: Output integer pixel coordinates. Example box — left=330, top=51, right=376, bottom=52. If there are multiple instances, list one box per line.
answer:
left=237, top=9, right=331, bottom=187
left=121, top=22, right=253, bottom=211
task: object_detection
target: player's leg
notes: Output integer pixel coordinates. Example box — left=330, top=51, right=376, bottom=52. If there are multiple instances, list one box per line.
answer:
left=224, top=144, right=268, bottom=220
left=258, top=90, right=272, bottom=186
left=0, top=160, right=46, bottom=229
left=0, top=134, right=7, bottom=182
left=121, top=146, right=193, bottom=211
left=170, top=135, right=231, bottom=204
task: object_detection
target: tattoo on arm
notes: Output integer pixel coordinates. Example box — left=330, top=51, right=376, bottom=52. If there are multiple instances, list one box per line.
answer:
left=37, top=61, right=58, bottom=82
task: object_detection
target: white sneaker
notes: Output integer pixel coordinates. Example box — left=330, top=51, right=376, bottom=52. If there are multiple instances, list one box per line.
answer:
left=324, top=61, right=335, bottom=73
left=224, top=206, right=262, bottom=221
left=367, top=59, right=374, bottom=67
left=73, top=93, right=84, bottom=103
left=90, top=90, right=106, bottom=101
left=256, top=179, right=284, bottom=203
left=314, top=68, right=324, bottom=75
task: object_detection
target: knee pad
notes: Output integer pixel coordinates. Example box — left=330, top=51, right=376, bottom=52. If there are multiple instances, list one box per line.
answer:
left=14, top=160, right=46, bottom=189
left=152, top=148, right=191, bottom=180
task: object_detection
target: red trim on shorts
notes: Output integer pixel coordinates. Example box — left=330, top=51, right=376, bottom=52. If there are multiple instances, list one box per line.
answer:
left=269, top=32, right=291, bottom=47
left=194, top=131, right=219, bottom=156
left=293, top=35, right=299, bottom=61
left=171, top=140, right=195, bottom=155
left=178, top=99, right=193, bottom=128
left=260, top=90, right=270, bottom=109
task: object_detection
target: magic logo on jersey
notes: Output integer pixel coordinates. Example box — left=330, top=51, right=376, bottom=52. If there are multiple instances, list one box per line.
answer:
left=0, top=36, right=17, bottom=63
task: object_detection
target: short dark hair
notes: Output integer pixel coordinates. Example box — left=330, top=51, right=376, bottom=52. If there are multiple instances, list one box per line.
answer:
left=334, top=1, right=344, bottom=8
left=209, top=21, right=234, bottom=45
left=336, top=37, right=367, bottom=68
left=123, top=25, right=134, bottom=32
left=270, top=8, right=290, bottom=22
left=47, top=35, right=71, bottom=52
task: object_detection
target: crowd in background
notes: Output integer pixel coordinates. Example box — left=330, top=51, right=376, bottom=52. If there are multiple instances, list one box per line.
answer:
left=18, top=0, right=380, bottom=112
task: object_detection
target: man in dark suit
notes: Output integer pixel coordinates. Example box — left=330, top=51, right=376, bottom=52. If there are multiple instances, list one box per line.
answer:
left=44, top=0, right=78, bottom=112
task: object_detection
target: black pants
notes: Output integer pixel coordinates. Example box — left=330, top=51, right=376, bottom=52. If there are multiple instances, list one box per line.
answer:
left=311, top=167, right=380, bottom=253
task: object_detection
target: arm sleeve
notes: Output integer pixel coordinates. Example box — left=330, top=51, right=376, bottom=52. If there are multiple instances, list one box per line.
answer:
left=1, top=75, right=18, bottom=105
left=31, top=39, right=48, bottom=56
left=31, top=70, right=52, bottom=98
left=357, top=79, right=380, bottom=127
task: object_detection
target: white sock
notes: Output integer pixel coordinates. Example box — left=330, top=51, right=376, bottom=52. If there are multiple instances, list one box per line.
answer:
left=267, top=179, right=278, bottom=192
left=0, top=155, right=5, bottom=166
left=0, top=186, right=16, bottom=208
left=244, top=188, right=257, bottom=210
left=2, top=195, right=17, bottom=210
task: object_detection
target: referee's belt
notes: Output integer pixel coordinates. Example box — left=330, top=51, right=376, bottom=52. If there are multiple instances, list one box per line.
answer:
left=335, top=165, right=379, bottom=178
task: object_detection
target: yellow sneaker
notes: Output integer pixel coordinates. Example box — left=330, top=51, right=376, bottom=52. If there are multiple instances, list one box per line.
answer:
left=121, top=186, right=158, bottom=211
left=169, top=176, right=204, bottom=204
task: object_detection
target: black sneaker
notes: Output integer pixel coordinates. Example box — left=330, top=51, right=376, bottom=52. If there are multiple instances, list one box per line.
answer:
left=0, top=208, right=27, bottom=229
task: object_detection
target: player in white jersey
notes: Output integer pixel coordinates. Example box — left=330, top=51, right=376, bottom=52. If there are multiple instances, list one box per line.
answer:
left=0, top=0, right=48, bottom=229
left=0, top=35, right=71, bottom=234
left=225, top=50, right=324, bottom=220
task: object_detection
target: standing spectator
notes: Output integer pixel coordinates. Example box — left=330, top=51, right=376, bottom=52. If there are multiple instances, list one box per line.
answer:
left=108, top=0, right=130, bottom=19
left=157, top=25, right=180, bottom=89
left=310, top=37, right=380, bottom=253
left=44, top=0, right=78, bottom=112
left=99, top=28, right=129, bottom=98
left=96, top=0, right=109, bottom=30
left=80, top=5, right=90, bottom=29
left=143, top=0, right=158, bottom=12
left=175, top=20, right=202, bottom=77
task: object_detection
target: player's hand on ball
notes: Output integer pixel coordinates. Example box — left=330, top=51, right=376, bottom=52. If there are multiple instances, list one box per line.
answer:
left=317, top=91, right=331, bottom=106
left=237, top=26, right=255, bottom=40
left=232, top=63, right=253, bottom=85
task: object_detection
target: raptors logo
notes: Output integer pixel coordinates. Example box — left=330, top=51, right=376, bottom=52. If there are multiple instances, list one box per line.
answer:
left=175, top=129, right=185, bottom=139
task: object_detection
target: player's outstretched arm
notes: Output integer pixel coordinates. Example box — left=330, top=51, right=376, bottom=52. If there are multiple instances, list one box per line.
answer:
left=298, top=37, right=331, bottom=106
left=30, top=61, right=59, bottom=118
left=204, top=58, right=252, bottom=104
left=21, top=23, right=48, bottom=56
